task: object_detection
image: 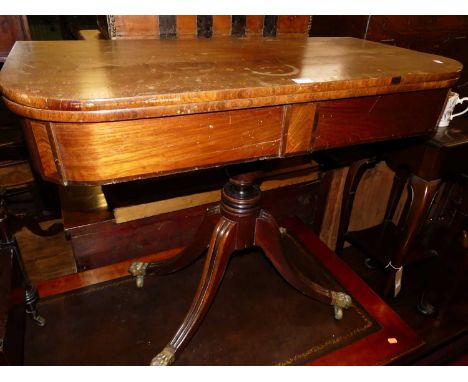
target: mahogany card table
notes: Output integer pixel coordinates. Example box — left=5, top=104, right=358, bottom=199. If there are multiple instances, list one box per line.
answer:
left=0, top=37, right=462, bottom=365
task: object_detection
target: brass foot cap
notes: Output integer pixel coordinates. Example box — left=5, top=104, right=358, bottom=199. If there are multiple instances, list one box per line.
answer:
left=150, top=347, right=175, bottom=366
left=331, top=291, right=352, bottom=320
left=128, top=262, right=149, bottom=288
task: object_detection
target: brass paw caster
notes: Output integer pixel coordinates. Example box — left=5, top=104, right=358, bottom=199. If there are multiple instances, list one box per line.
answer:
left=331, top=291, right=352, bottom=320
left=150, top=346, right=176, bottom=366
left=128, top=262, right=149, bottom=288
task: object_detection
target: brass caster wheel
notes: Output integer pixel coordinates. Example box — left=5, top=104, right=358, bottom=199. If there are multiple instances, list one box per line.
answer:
left=128, top=262, right=149, bottom=288
left=334, top=305, right=344, bottom=320
left=331, top=291, right=352, bottom=320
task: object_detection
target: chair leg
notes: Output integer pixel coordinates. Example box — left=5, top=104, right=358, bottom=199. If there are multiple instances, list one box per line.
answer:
left=432, top=180, right=468, bottom=322
left=129, top=206, right=220, bottom=288
left=384, top=167, right=410, bottom=223
left=384, top=175, right=441, bottom=298
left=12, top=238, right=46, bottom=326
left=1, top=196, right=45, bottom=326
left=255, top=210, right=352, bottom=320
left=335, top=158, right=378, bottom=254
left=24, top=218, right=63, bottom=237
left=416, top=288, right=436, bottom=316
left=150, top=217, right=236, bottom=366
left=371, top=167, right=409, bottom=258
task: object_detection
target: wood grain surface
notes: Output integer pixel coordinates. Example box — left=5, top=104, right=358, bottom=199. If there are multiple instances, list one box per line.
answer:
left=175, top=16, right=197, bottom=39
left=19, top=90, right=449, bottom=185
left=213, top=16, right=232, bottom=36
left=277, top=16, right=311, bottom=35
left=110, top=16, right=159, bottom=39
left=282, top=103, right=317, bottom=155
left=246, top=16, right=264, bottom=35
left=314, top=89, right=447, bottom=150
left=49, top=106, right=283, bottom=184
left=0, top=37, right=460, bottom=185
left=0, top=37, right=461, bottom=122
left=0, top=16, right=30, bottom=62
left=22, top=120, right=60, bottom=183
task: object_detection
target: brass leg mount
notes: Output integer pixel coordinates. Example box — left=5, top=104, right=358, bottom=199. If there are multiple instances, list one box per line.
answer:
left=150, top=346, right=176, bottom=366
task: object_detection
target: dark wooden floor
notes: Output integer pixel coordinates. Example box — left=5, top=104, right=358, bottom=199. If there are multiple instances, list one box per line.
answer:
left=16, top=218, right=468, bottom=365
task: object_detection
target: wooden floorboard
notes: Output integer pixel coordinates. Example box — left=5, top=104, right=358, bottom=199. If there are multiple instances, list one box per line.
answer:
left=16, top=218, right=76, bottom=283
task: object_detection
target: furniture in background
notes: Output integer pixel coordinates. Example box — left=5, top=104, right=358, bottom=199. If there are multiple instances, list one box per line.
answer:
left=0, top=210, right=24, bottom=365
left=0, top=119, right=63, bottom=333
left=0, top=16, right=30, bottom=63
left=1, top=176, right=62, bottom=364
left=1, top=15, right=32, bottom=185
left=310, top=16, right=468, bottom=251
left=0, top=17, right=67, bottom=362
left=414, top=122, right=468, bottom=319
left=1, top=20, right=32, bottom=362
left=335, top=119, right=468, bottom=300
left=97, top=15, right=311, bottom=40
left=310, top=16, right=468, bottom=98
left=429, top=178, right=467, bottom=323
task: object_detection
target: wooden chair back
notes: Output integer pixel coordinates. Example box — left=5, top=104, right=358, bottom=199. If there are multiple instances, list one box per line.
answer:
left=97, top=16, right=311, bottom=40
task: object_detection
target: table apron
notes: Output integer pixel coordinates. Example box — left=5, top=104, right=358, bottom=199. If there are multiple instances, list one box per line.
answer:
left=21, top=89, right=448, bottom=185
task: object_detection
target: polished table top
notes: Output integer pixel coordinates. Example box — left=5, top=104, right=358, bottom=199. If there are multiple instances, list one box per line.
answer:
left=0, top=37, right=462, bottom=185
left=0, top=37, right=461, bottom=122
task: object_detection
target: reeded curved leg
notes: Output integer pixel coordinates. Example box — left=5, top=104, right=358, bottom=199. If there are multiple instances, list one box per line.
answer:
left=255, top=210, right=352, bottom=320
left=336, top=158, right=378, bottom=254
left=129, top=206, right=220, bottom=287
left=150, top=217, right=237, bottom=366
